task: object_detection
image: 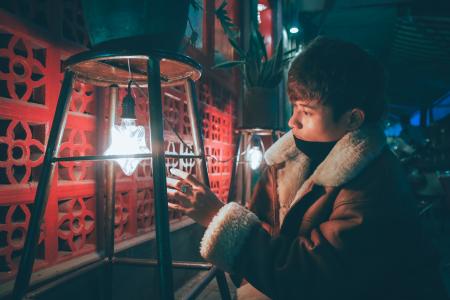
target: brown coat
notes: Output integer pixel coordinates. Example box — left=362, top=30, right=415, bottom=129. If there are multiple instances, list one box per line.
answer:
left=200, top=127, right=448, bottom=300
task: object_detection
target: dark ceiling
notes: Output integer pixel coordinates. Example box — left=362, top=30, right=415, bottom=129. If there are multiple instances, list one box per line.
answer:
left=283, top=0, right=450, bottom=113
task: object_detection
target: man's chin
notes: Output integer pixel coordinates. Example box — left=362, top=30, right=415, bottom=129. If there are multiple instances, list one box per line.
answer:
left=292, top=133, right=309, bottom=141
left=291, top=130, right=304, bottom=139
left=292, top=133, right=319, bottom=142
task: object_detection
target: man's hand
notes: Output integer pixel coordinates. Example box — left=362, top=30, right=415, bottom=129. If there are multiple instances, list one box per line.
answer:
left=166, top=168, right=224, bottom=227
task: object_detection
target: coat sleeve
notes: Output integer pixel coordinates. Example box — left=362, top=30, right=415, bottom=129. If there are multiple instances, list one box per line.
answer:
left=200, top=198, right=385, bottom=299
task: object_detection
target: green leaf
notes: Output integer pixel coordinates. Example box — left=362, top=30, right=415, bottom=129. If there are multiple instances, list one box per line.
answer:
left=189, top=0, right=202, bottom=11
left=272, top=39, right=284, bottom=79
left=245, top=56, right=258, bottom=87
left=253, top=26, right=268, bottom=62
left=189, top=31, right=199, bottom=46
left=270, top=72, right=283, bottom=88
left=215, top=1, right=239, bottom=40
left=227, top=37, right=245, bottom=57
left=216, top=0, right=227, bottom=12
left=212, top=0, right=291, bottom=88
left=259, top=60, right=271, bottom=86
left=247, top=40, right=261, bottom=81
left=212, top=60, right=245, bottom=69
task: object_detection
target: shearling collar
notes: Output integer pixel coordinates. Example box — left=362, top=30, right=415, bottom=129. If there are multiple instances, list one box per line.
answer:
left=264, top=125, right=387, bottom=187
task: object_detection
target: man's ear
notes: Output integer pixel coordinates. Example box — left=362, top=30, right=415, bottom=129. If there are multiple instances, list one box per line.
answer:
left=346, top=108, right=365, bottom=131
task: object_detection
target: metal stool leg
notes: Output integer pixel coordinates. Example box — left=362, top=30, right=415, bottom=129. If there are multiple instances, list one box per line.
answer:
left=226, top=133, right=242, bottom=204
left=216, top=271, right=232, bottom=300
left=184, top=267, right=219, bottom=300
left=185, top=79, right=208, bottom=186
left=12, top=71, right=75, bottom=300
left=148, top=56, right=175, bottom=300
left=185, top=79, right=231, bottom=300
left=103, top=84, right=119, bottom=300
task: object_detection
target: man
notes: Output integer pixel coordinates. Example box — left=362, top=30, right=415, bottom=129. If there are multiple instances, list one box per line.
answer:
left=167, top=37, right=448, bottom=299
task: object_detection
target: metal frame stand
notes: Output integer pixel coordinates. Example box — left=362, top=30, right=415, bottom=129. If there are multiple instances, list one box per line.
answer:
left=11, top=49, right=231, bottom=300
left=228, top=128, right=283, bottom=205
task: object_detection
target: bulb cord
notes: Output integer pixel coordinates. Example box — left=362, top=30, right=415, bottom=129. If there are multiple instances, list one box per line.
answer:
left=128, top=80, right=255, bottom=164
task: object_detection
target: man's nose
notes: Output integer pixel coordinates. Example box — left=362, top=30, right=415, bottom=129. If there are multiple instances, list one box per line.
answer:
left=288, top=113, right=302, bottom=129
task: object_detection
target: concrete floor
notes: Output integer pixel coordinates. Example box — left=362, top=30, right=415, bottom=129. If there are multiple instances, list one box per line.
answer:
left=175, top=270, right=237, bottom=300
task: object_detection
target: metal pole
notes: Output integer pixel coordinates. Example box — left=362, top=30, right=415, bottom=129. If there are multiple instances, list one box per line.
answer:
left=148, top=56, right=174, bottom=300
left=112, top=258, right=212, bottom=270
left=185, top=79, right=209, bottom=186
left=184, top=267, right=219, bottom=300
left=215, top=270, right=232, bottom=300
left=105, top=85, right=118, bottom=259
left=243, top=132, right=252, bottom=206
left=226, top=133, right=242, bottom=204
left=185, top=79, right=231, bottom=300
left=12, top=71, right=75, bottom=300
left=235, top=131, right=249, bottom=207
left=103, top=84, right=118, bottom=300
left=52, top=153, right=200, bottom=162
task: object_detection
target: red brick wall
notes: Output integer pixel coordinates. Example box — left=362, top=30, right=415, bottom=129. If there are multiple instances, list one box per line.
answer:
left=0, top=0, right=237, bottom=286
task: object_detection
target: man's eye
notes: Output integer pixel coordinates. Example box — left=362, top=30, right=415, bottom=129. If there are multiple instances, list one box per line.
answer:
left=303, top=110, right=311, bottom=116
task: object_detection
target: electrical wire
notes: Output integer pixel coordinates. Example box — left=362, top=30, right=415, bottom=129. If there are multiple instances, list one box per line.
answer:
left=128, top=79, right=245, bottom=164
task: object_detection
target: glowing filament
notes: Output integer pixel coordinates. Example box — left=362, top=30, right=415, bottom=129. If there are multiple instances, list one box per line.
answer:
left=104, top=118, right=150, bottom=176
left=246, top=146, right=263, bottom=170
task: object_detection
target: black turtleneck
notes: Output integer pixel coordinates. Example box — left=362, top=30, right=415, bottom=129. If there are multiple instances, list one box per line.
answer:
left=293, top=136, right=337, bottom=171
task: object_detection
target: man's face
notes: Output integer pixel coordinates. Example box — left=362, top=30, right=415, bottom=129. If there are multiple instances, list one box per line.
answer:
left=288, top=99, right=350, bottom=142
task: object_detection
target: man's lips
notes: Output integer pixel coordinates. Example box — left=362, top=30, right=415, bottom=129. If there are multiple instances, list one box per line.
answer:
left=291, top=129, right=303, bottom=139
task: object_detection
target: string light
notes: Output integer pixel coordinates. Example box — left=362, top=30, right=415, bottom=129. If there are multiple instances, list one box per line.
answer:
left=289, top=26, right=299, bottom=34
left=245, top=134, right=265, bottom=170
left=104, top=80, right=150, bottom=176
left=127, top=80, right=270, bottom=168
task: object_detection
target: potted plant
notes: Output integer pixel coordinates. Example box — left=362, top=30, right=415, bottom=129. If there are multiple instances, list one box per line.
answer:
left=81, top=0, right=201, bottom=52
left=214, top=1, right=294, bottom=129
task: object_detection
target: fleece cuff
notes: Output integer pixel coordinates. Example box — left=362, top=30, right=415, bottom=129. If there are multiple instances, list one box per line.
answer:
left=200, top=202, right=260, bottom=272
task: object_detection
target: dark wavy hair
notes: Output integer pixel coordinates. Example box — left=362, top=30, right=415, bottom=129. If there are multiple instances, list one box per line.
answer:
left=288, top=36, right=387, bottom=123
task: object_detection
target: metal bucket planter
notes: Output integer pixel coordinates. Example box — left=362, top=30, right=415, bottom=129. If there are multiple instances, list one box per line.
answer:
left=81, top=0, right=190, bottom=52
left=241, top=87, right=279, bottom=129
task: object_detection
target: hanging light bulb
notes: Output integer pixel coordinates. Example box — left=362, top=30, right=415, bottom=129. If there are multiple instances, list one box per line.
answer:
left=289, top=14, right=301, bottom=35
left=104, top=81, right=150, bottom=176
left=246, top=146, right=263, bottom=170
left=245, top=134, right=265, bottom=170
left=289, top=26, right=299, bottom=34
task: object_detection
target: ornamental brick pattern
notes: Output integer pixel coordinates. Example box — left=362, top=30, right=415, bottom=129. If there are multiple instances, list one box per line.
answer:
left=57, top=196, right=95, bottom=254
left=0, top=1, right=236, bottom=285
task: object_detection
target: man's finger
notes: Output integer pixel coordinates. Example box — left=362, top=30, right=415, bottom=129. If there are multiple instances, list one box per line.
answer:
left=167, top=187, right=178, bottom=194
left=167, top=188, right=192, bottom=208
left=170, top=168, right=203, bottom=187
left=167, top=178, right=193, bottom=196
left=166, top=177, right=181, bottom=188
left=168, top=202, right=186, bottom=212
